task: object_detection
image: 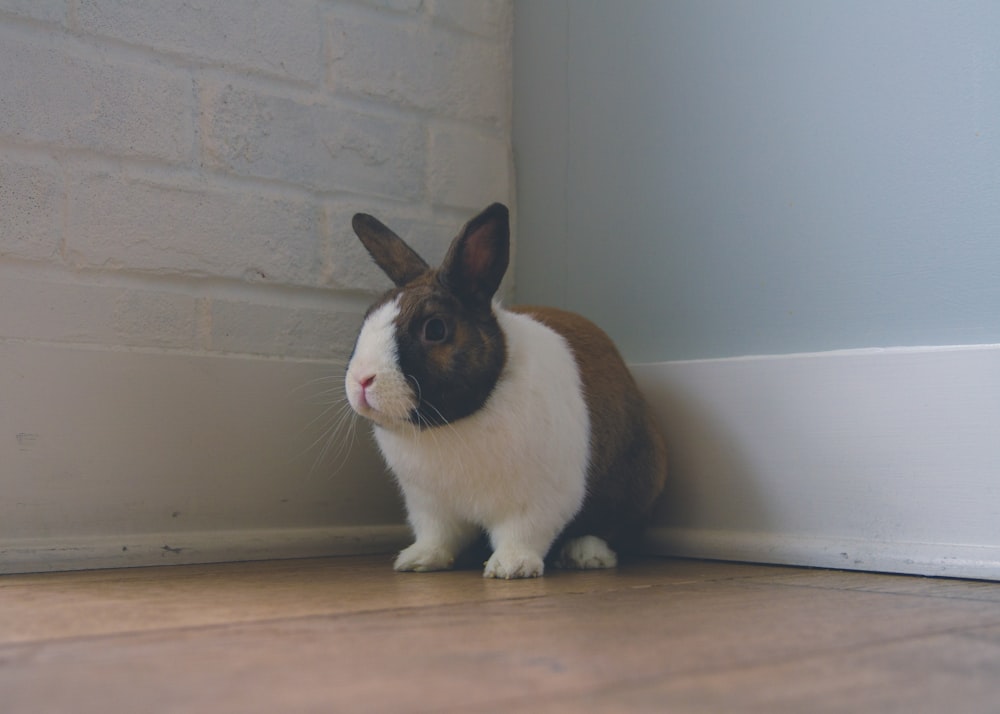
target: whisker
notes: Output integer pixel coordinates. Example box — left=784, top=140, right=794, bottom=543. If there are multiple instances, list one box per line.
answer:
left=305, top=404, right=360, bottom=481
left=406, top=374, right=423, bottom=404
left=300, top=386, right=346, bottom=400
left=288, top=366, right=366, bottom=481
left=301, top=403, right=352, bottom=454
left=291, top=371, right=348, bottom=394
left=422, top=402, right=449, bottom=427
left=416, top=394, right=473, bottom=479
left=297, top=406, right=346, bottom=460
left=303, top=397, right=350, bottom=430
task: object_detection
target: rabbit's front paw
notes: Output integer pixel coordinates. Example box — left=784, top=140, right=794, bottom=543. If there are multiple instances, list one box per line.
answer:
left=394, top=543, right=456, bottom=572
left=483, top=548, right=544, bottom=580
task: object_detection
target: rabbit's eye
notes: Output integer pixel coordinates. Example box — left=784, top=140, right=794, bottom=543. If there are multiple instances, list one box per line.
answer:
left=422, top=317, right=448, bottom=344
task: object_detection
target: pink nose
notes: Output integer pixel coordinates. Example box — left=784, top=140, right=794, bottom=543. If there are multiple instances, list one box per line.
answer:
left=360, top=374, right=375, bottom=390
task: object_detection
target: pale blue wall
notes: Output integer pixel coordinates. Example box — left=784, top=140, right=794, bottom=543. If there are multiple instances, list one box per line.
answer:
left=513, top=0, right=1000, bottom=362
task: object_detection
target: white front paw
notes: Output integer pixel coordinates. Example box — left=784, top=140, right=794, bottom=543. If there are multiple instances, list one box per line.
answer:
left=483, top=548, right=545, bottom=580
left=394, top=543, right=456, bottom=572
left=554, top=535, right=618, bottom=570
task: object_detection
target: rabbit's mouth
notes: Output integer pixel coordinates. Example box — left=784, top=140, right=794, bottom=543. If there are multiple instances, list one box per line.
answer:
left=346, top=374, right=418, bottom=429
left=352, top=401, right=408, bottom=430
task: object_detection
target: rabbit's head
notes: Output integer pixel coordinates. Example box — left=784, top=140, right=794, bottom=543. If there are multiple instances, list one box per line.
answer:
left=345, top=204, right=510, bottom=430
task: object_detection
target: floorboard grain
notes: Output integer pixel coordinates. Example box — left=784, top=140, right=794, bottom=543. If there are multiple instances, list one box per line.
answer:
left=1, top=556, right=998, bottom=713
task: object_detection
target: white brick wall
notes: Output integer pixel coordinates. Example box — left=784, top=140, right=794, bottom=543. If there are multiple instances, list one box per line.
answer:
left=0, top=0, right=513, bottom=359
left=0, top=0, right=513, bottom=572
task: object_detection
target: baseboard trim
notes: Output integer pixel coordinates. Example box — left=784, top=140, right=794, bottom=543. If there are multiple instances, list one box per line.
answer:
left=1, top=339, right=409, bottom=575
left=645, top=527, right=1000, bottom=580
left=632, top=344, right=1000, bottom=581
left=0, top=525, right=411, bottom=575
left=6, top=342, right=998, bottom=579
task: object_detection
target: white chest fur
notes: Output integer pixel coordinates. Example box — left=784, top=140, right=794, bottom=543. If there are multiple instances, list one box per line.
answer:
left=373, top=308, right=591, bottom=532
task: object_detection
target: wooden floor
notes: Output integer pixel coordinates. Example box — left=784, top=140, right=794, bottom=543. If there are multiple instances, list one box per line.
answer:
left=2, top=555, right=999, bottom=713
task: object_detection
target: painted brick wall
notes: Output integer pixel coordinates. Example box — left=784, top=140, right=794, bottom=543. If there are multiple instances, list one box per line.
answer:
left=0, top=0, right=512, bottom=572
left=0, top=0, right=513, bottom=360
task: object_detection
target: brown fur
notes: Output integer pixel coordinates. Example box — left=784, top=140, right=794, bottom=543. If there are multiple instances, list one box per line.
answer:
left=512, top=306, right=668, bottom=554
left=352, top=214, right=428, bottom=287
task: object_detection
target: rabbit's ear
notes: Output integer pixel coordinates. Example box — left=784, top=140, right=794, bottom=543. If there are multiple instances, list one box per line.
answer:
left=440, top=203, right=509, bottom=307
left=352, top=213, right=430, bottom=287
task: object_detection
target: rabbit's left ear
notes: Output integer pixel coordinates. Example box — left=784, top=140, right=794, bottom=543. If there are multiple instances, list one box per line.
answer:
left=352, top=213, right=430, bottom=287
left=440, top=203, right=509, bottom=307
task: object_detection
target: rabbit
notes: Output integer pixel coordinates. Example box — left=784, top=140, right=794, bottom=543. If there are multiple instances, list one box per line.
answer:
left=344, top=202, right=667, bottom=579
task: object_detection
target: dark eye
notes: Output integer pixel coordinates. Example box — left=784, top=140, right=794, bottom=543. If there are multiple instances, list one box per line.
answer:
left=421, top=317, right=448, bottom=344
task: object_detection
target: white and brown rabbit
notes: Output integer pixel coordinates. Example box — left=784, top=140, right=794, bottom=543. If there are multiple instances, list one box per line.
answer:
left=345, top=203, right=667, bottom=579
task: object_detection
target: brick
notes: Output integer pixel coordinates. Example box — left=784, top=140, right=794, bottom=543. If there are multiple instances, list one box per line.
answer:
left=201, top=82, right=424, bottom=199
left=67, top=172, right=325, bottom=287
left=0, top=26, right=193, bottom=163
left=0, top=0, right=69, bottom=24
left=76, top=0, right=324, bottom=85
left=327, top=8, right=509, bottom=126
left=428, top=0, right=511, bottom=38
left=0, top=156, right=62, bottom=260
left=359, top=0, right=424, bottom=13
left=209, top=299, right=363, bottom=360
left=0, top=278, right=106, bottom=343
left=0, top=277, right=198, bottom=349
left=112, top=289, right=199, bottom=348
left=427, top=123, right=511, bottom=210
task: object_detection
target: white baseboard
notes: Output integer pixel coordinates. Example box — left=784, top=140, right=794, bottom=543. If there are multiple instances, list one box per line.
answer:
left=0, top=525, right=411, bottom=575
left=645, top=528, right=1000, bottom=580
left=6, top=339, right=997, bottom=579
left=632, top=344, right=1000, bottom=581
left=0, top=339, right=407, bottom=575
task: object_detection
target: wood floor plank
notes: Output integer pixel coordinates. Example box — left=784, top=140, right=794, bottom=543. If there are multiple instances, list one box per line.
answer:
left=744, top=568, right=1000, bottom=602
left=0, top=556, right=792, bottom=644
left=507, top=631, right=1000, bottom=714
left=3, top=562, right=999, bottom=714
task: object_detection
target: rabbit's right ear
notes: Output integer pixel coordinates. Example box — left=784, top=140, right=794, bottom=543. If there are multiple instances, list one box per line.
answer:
left=439, top=203, right=509, bottom=308
left=353, top=214, right=430, bottom=287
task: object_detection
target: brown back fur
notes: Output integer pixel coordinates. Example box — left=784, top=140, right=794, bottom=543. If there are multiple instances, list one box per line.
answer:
left=511, top=306, right=668, bottom=554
